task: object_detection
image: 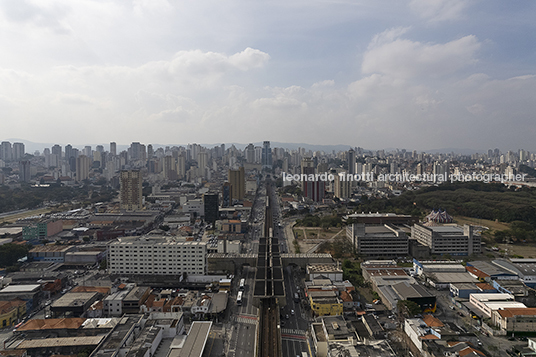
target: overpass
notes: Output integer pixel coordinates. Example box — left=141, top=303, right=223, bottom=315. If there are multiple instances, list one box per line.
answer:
left=207, top=252, right=334, bottom=272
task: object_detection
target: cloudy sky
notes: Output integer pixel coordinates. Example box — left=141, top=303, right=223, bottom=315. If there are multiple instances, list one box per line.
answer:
left=1, top=0, right=536, bottom=151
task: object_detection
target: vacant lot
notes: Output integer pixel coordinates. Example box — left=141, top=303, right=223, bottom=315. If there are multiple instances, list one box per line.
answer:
left=453, top=215, right=510, bottom=231
left=496, top=243, right=536, bottom=259
left=0, top=208, right=51, bottom=224
left=292, top=227, right=343, bottom=240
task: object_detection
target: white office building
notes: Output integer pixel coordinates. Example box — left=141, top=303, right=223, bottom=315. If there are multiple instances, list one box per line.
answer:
left=108, top=236, right=207, bottom=275
left=411, top=224, right=481, bottom=256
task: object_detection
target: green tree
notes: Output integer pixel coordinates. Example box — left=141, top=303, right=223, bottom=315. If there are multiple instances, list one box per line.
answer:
left=397, top=300, right=421, bottom=317
left=0, top=243, right=30, bottom=268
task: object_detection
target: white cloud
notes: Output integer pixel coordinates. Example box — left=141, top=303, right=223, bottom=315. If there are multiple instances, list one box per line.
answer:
left=362, top=30, right=481, bottom=79
left=409, top=0, right=470, bottom=22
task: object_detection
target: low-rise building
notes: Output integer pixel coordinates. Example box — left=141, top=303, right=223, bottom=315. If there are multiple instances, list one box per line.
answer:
left=0, top=285, right=42, bottom=310
left=466, top=293, right=526, bottom=318
left=28, top=245, right=77, bottom=263
left=309, top=290, right=343, bottom=316
left=307, top=264, right=343, bottom=282
left=492, top=308, right=536, bottom=333
left=311, top=315, right=358, bottom=357
left=50, top=292, right=100, bottom=318
left=466, top=260, right=518, bottom=281
left=377, top=281, right=436, bottom=312
left=122, top=286, right=151, bottom=314
left=450, top=283, right=480, bottom=299
left=0, top=299, right=26, bottom=328
left=21, top=219, right=63, bottom=242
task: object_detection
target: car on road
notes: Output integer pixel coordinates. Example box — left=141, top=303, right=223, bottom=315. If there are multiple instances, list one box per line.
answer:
left=285, top=314, right=289, bottom=319
left=291, top=309, right=295, bottom=315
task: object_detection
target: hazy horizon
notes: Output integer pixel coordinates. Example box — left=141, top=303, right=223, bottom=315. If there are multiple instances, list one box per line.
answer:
left=1, top=1, right=536, bottom=150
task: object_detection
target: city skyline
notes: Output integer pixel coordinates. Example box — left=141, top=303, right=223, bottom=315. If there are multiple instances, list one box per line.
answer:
left=2, top=137, right=536, bottom=156
left=1, top=1, right=536, bottom=150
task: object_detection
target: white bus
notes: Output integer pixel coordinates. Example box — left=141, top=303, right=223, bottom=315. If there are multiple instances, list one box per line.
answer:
left=237, top=291, right=243, bottom=305
left=302, top=353, right=308, bottom=357
left=239, top=278, right=245, bottom=291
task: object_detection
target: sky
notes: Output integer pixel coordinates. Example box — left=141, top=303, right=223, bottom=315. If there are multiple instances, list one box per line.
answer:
left=1, top=0, right=536, bottom=152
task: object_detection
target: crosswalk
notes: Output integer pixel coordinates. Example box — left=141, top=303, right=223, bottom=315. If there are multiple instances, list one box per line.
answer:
left=281, top=328, right=306, bottom=336
left=236, top=314, right=258, bottom=325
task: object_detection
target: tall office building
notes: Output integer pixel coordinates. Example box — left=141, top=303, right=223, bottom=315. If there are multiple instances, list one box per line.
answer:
left=334, top=173, right=351, bottom=199
left=203, top=193, right=219, bottom=225
left=129, top=142, right=142, bottom=161
left=0, top=142, right=12, bottom=161
left=163, top=155, right=177, bottom=181
left=93, top=151, right=102, bottom=168
left=147, top=144, right=154, bottom=159
left=245, top=144, right=255, bottom=164
left=12, top=142, right=25, bottom=161
left=76, top=155, right=91, bottom=182
left=110, top=142, right=117, bottom=156
left=96, top=145, right=104, bottom=153
left=18, top=160, right=31, bottom=182
left=301, top=157, right=324, bottom=202
left=51, top=144, right=62, bottom=160
left=83, top=146, right=92, bottom=157
left=69, top=148, right=78, bottom=172
left=347, top=149, right=356, bottom=175
left=197, top=151, right=208, bottom=179
left=262, top=141, right=272, bottom=168
left=228, top=167, right=245, bottom=201
left=177, top=153, right=186, bottom=179
left=222, top=182, right=231, bottom=208
left=45, top=153, right=59, bottom=168
left=64, top=144, right=73, bottom=164
left=120, top=170, right=143, bottom=211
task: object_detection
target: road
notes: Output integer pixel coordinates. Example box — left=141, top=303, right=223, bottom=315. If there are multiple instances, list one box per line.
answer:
left=228, top=182, right=267, bottom=357
left=229, top=266, right=259, bottom=357
left=267, top=179, right=312, bottom=357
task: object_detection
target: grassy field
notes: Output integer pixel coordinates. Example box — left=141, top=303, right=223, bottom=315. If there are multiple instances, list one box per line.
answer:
left=453, top=215, right=510, bottom=231
left=496, top=243, right=536, bottom=259
left=0, top=208, right=52, bottom=224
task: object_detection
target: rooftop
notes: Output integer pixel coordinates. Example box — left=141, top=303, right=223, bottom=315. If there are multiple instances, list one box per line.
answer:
left=497, top=307, right=536, bottom=318
left=0, top=284, right=41, bottom=293
left=51, top=292, right=99, bottom=308
left=307, top=264, right=343, bottom=273
left=176, top=321, right=212, bottom=357
left=16, top=335, right=104, bottom=349
left=17, top=318, right=86, bottom=331
left=29, top=245, right=74, bottom=253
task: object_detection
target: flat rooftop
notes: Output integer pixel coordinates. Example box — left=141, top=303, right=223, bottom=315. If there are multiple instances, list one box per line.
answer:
left=424, top=225, right=464, bottom=233
left=0, top=284, right=41, bottom=293
left=52, top=292, right=99, bottom=307
left=469, top=261, right=513, bottom=276
left=16, top=335, right=104, bottom=349
left=29, top=245, right=74, bottom=253
left=307, top=264, right=343, bottom=273
left=17, top=318, right=86, bottom=331
left=431, top=272, right=477, bottom=284
left=177, top=321, right=212, bottom=357
left=470, top=293, right=514, bottom=301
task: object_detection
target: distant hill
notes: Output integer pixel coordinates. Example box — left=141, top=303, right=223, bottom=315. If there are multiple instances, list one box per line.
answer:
left=3, top=138, right=488, bottom=154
